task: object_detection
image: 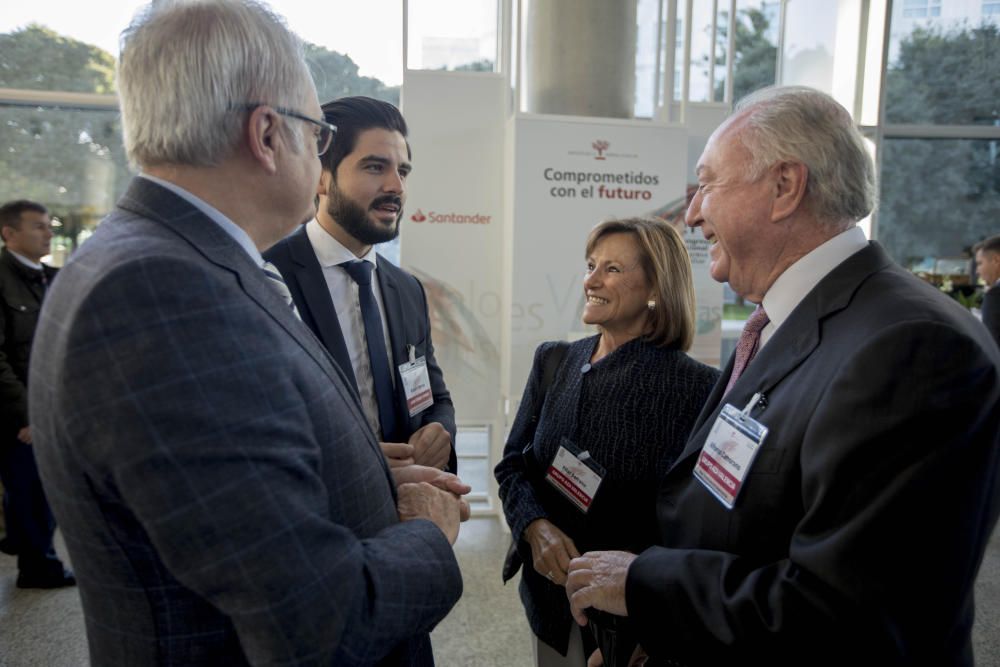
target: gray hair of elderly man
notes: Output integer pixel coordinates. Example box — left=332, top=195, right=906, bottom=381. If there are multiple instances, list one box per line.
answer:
left=732, top=86, right=876, bottom=228
left=117, top=0, right=313, bottom=170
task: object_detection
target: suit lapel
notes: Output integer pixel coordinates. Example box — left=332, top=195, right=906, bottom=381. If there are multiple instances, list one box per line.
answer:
left=674, top=243, right=890, bottom=468
left=285, top=227, right=359, bottom=392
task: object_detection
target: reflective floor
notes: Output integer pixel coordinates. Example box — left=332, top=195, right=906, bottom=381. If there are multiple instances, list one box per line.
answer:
left=1, top=517, right=998, bottom=666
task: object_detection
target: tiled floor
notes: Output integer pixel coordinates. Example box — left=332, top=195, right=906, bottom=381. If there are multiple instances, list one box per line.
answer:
left=1, top=517, right=999, bottom=666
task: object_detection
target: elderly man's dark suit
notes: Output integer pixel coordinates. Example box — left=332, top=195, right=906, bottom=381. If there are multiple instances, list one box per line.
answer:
left=625, top=243, right=1000, bottom=666
left=29, top=178, right=462, bottom=666
left=0, top=247, right=63, bottom=578
left=265, top=225, right=457, bottom=472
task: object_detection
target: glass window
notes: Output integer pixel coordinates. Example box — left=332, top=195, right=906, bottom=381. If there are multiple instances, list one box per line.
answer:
left=673, top=10, right=686, bottom=102
left=406, top=0, right=498, bottom=73
left=713, top=3, right=731, bottom=102
left=986, top=2, right=1000, bottom=16
left=0, top=3, right=145, bottom=93
left=885, top=20, right=1000, bottom=125
left=730, top=0, right=780, bottom=102
left=276, top=0, right=402, bottom=105
left=1, top=1, right=408, bottom=263
left=634, top=0, right=662, bottom=118
left=902, top=0, right=942, bottom=19
left=781, top=1, right=838, bottom=95
left=877, top=138, right=1000, bottom=272
left=688, top=1, right=716, bottom=102
left=0, top=106, right=130, bottom=264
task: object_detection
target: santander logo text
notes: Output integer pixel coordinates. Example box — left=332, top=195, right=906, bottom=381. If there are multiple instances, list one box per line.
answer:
left=409, top=208, right=491, bottom=225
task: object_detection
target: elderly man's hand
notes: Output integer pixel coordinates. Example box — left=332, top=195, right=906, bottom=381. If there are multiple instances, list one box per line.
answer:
left=566, top=550, right=637, bottom=625
left=397, top=482, right=463, bottom=544
left=391, top=464, right=471, bottom=521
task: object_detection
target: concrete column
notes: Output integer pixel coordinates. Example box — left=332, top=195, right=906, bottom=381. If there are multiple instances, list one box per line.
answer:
left=524, top=0, right=638, bottom=118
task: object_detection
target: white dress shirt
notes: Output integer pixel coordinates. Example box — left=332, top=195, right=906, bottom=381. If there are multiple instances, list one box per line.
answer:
left=306, top=218, right=395, bottom=439
left=759, top=225, right=868, bottom=348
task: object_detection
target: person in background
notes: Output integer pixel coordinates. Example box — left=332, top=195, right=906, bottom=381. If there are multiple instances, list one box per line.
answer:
left=28, top=2, right=466, bottom=664
left=0, top=199, right=74, bottom=588
left=496, top=217, right=719, bottom=666
left=566, top=86, right=1000, bottom=667
left=265, top=96, right=456, bottom=473
left=975, top=234, right=1000, bottom=346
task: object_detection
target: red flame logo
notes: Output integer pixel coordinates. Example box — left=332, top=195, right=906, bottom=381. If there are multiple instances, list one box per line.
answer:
left=411, top=209, right=427, bottom=222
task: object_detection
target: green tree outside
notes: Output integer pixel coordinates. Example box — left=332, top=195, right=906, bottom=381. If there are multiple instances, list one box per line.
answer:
left=0, top=25, right=401, bottom=258
left=879, top=23, right=1000, bottom=269
left=711, top=6, right=779, bottom=103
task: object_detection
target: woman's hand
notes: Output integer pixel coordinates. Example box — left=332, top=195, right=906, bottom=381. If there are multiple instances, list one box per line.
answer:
left=523, top=518, right=580, bottom=586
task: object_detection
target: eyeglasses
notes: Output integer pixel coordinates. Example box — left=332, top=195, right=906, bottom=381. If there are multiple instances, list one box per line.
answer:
left=232, top=103, right=337, bottom=156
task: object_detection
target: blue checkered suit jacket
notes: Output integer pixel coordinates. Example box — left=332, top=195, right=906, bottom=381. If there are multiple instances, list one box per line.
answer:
left=29, top=178, right=462, bottom=666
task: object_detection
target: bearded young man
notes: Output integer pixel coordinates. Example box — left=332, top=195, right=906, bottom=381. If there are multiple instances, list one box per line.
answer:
left=265, top=96, right=456, bottom=474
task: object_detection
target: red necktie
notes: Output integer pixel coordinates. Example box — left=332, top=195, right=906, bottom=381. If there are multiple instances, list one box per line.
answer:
left=724, top=305, right=769, bottom=396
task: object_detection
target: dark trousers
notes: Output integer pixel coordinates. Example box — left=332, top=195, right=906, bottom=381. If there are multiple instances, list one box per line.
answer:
left=0, top=439, right=62, bottom=574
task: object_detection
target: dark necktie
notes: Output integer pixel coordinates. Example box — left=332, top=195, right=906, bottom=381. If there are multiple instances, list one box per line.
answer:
left=342, top=260, right=397, bottom=440
left=724, top=305, right=770, bottom=396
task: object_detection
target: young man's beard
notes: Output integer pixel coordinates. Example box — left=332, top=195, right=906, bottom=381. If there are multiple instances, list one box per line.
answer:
left=325, top=181, right=402, bottom=246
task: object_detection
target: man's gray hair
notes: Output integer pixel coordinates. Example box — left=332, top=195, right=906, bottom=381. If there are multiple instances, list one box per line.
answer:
left=734, top=86, right=876, bottom=226
left=118, top=0, right=311, bottom=168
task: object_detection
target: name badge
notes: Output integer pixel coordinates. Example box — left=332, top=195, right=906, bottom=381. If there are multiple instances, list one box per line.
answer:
left=693, top=393, right=769, bottom=509
left=545, top=438, right=605, bottom=514
left=399, top=345, right=434, bottom=417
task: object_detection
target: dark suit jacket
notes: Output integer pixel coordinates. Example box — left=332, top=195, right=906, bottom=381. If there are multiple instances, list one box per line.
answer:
left=29, top=178, right=462, bottom=666
left=983, top=283, right=1000, bottom=348
left=264, top=225, right=456, bottom=472
left=0, top=248, right=57, bottom=437
left=625, top=243, right=1000, bottom=666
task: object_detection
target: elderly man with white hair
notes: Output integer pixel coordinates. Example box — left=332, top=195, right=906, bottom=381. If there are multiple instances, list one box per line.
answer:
left=566, top=86, right=1000, bottom=666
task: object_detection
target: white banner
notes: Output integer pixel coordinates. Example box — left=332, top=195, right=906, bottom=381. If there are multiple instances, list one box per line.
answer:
left=400, top=71, right=506, bottom=421
left=509, top=115, right=708, bottom=397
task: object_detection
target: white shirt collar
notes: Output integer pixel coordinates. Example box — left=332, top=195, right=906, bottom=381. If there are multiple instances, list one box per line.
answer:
left=305, top=218, right=377, bottom=270
left=139, top=174, right=264, bottom=267
left=7, top=249, right=44, bottom=271
left=760, top=225, right=868, bottom=346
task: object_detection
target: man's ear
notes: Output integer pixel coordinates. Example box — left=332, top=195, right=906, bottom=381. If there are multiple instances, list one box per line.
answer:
left=246, top=105, right=281, bottom=174
left=317, top=168, right=331, bottom=198
left=771, top=161, right=808, bottom=222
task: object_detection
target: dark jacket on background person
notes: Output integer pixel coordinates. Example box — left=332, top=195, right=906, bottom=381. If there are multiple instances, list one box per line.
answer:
left=0, top=247, right=57, bottom=438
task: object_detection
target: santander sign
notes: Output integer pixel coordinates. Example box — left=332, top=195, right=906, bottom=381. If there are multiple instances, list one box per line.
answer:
left=409, top=208, right=491, bottom=225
